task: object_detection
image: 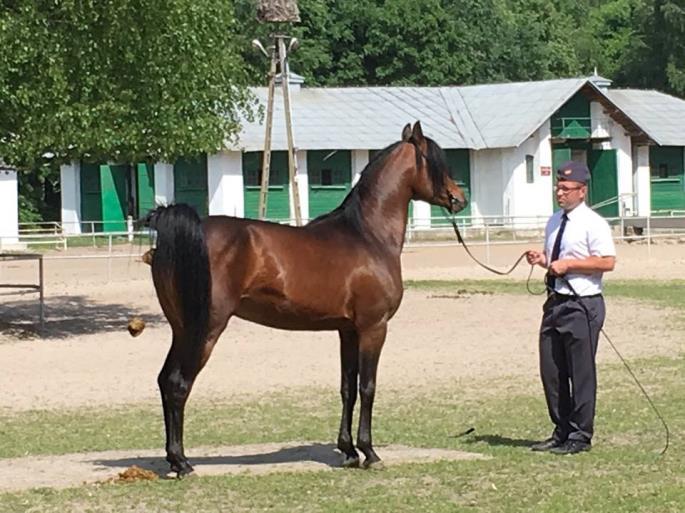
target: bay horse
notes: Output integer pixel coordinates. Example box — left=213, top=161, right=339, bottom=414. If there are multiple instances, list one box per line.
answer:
left=146, top=121, right=467, bottom=476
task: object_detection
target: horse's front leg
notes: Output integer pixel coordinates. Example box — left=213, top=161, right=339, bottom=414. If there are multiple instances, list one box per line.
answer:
left=337, top=329, right=360, bottom=467
left=356, top=322, right=387, bottom=469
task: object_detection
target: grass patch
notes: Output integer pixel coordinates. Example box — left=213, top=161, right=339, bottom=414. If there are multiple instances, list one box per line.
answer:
left=406, top=279, right=685, bottom=311
left=1, top=356, right=683, bottom=512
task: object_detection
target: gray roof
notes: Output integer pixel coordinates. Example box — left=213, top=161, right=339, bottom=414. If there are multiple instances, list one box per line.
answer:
left=232, top=87, right=468, bottom=151
left=229, top=77, right=684, bottom=152
left=603, top=89, right=685, bottom=146
left=452, top=78, right=587, bottom=148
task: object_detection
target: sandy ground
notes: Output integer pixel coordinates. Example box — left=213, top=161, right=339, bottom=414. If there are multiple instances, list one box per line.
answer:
left=0, top=242, right=683, bottom=491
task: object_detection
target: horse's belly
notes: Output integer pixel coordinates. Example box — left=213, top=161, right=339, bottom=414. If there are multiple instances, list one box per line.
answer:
left=235, top=298, right=353, bottom=331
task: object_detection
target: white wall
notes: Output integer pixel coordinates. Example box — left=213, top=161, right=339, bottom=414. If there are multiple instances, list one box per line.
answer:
left=590, top=101, right=612, bottom=139
left=598, top=122, right=634, bottom=215
left=351, top=149, right=369, bottom=186
left=471, top=149, right=506, bottom=219
left=506, top=125, right=554, bottom=222
left=60, top=162, right=81, bottom=234
left=208, top=151, right=243, bottom=217
left=633, top=145, right=651, bottom=216
left=153, top=163, right=174, bottom=206
left=0, top=168, right=19, bottom=244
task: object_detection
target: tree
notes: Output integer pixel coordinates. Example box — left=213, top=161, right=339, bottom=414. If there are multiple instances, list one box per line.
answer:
left=0, top=0, right=255, bottom=220
left=662, top=0, right=685, bottom=95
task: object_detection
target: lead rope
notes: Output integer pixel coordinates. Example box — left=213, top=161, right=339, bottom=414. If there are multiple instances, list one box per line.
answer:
left=442, top=208, right=670, bottom=456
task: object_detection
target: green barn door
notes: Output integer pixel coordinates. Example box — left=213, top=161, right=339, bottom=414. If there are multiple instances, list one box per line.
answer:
left=100, top=164, right=128, bottom=231
left=308, top=150, right=351, bottom=219
left=551, top=147, right=572, bottom=211
left=650, top=146, right=685, bottom=214
left=431, top=149, right=470, bottom=225
left=174, top=156, right=208, bottom=217
left=136, top=163, right=155, bottom=218
left=80, top=163, right=102, bottom=232
left=588, top=149, right=618, bottom=217
left=80, top=163, right=127, bottom=232
left=243, top=151, right=290, bottom=221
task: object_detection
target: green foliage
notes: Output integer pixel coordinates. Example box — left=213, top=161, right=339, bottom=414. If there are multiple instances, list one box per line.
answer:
left=0, top=0, right=254, bottom=170
left=235, top=0, right=585, bottom=86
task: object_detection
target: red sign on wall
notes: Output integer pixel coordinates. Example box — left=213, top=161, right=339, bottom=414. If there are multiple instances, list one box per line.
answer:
left=540, top=166, right=551, bottom=176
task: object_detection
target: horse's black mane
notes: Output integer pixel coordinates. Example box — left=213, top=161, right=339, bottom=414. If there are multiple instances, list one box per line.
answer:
left=308, top=137, right=449, bottom=232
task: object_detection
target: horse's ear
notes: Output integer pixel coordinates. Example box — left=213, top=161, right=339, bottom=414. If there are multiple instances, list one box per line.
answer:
left=401, top=123, right=412, bottom=141
left=411, top=121, right=425, bottom=143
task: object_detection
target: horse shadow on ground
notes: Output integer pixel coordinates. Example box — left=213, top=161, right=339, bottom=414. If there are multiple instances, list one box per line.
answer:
left=463, top=434, right=538, bottom=448
left=94, top=443, right=344, bottom=477
left=0, top=294, right=164, bottom=340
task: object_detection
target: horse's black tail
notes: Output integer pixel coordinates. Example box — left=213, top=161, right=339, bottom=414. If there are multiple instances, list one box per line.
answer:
left=146, top=204, right=210, bottom=345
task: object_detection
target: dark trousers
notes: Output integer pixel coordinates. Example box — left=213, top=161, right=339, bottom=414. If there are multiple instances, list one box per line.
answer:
left=539, top=294, right=605, bottom=443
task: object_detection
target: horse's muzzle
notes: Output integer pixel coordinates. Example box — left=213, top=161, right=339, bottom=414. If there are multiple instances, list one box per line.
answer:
left=449, top=194, right=468, bottom=213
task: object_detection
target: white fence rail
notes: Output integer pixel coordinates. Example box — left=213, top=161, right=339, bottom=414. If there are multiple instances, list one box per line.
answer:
left=2, top=214, right=684, bottom=257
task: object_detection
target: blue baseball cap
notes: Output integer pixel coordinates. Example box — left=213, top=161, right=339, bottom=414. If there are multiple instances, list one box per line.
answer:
left=557, top=161, right=590, bottom=184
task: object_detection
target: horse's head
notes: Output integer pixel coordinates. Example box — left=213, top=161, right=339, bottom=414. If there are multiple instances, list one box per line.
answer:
left=401, top=121, right=468, bottom=213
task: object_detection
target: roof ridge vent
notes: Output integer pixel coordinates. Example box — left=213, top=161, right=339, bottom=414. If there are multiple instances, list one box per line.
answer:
left=275, top=71, right=304, bottom=92
left=589, top=68, right=612, bottom=89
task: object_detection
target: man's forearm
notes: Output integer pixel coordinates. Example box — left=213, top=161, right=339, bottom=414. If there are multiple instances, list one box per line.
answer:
left=563, top=256, right=615, bottom=274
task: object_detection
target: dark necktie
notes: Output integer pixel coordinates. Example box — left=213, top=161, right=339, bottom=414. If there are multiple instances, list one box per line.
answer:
left=548, top=213, right=568, bottom=291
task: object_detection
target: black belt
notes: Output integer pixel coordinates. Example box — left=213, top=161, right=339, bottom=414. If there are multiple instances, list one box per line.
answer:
left=551, top=292, right=602, bottom=301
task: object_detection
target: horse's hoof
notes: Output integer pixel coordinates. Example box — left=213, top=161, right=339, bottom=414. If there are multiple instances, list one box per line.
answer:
left=176, top=469, right=196, bottom=480
left=170, top=461, right=194, bottom=478
left=362, top=459, right=384, bottom=470
left=340, top=455, right=360, bottom=468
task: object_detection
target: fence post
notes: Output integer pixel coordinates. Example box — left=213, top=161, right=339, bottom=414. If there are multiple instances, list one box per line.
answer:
left=485, top=221, right=491, bottom=265
left=646, top=216, right=651, bottom=257
left=127, top=216, right=134, bottom=242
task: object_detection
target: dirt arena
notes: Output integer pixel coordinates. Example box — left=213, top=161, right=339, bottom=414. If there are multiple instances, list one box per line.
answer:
left=1, top=241, right=683, bottom=413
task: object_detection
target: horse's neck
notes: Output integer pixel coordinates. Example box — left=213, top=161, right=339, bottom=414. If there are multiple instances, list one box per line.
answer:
left=360, top=173, right=412, bottom=256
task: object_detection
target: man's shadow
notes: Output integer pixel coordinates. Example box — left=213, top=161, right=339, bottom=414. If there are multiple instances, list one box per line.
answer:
left=94, top=443, right=344, bottom=477
left=463, top=434, right=538, bottom=448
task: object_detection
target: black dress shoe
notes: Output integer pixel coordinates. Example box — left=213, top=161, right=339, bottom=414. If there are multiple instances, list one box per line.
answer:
left=549, top=439, right=591, bottom=455
left=530, top=437, right=564, bottom=452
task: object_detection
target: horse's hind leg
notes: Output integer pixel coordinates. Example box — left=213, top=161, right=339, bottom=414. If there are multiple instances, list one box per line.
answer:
left=159, top=310, right=232, bottom=476
left=337, top=329, right=360, bottom=467
left=158, top=337, right=199, bottom=476
left=356, top=322, right=387, bottom=469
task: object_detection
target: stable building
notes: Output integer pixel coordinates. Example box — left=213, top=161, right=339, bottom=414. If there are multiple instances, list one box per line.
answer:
left=57, top=74, right=685, bottom=234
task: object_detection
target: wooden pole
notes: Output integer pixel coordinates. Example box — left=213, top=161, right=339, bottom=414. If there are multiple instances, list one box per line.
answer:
left=277, top=35, right=303, bottom=226
left=258, top=41, right=278, bottom=220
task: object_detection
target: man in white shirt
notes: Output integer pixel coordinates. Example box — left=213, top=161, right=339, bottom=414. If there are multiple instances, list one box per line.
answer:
left=526, top=161, right=616, bottom=455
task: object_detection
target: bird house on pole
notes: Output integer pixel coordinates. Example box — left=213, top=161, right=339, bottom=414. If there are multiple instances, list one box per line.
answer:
left=257, top=0, right=301, bottom=23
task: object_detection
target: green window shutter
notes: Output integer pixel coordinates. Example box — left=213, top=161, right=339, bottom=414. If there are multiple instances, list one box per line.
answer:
left=650, top=146, right=685, bottom=214
left=136, top=163, right=155, bottom=219
left=100, top=164, right=128, bottom=232
left=80, top=162, right=102, bottom=231
left=588, top=149, right=618, bottom=217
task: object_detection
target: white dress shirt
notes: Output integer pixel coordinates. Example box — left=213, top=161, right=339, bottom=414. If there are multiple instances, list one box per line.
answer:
left=544, top=202, right=616, bottom=296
